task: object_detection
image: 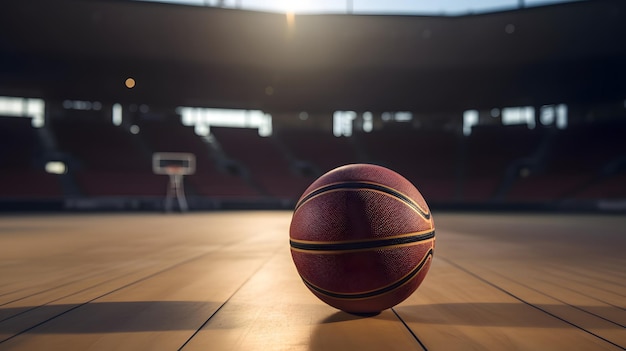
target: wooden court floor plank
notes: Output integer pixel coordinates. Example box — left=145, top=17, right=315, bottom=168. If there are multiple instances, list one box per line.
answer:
left=0, top=242, right=213, bottom=304
left=0, top=212, right=284, bottom=304
left=424, top=213, right=626, bottom=349
left=394, top=257, right=624, bottom=351
left=540, top=263, right=626, bottom=300
left=181, top=247, right=425, bottom=351
left=487, top=261, right=626, bottom=326
left=0, top=243, right=205, bottom=321
left=459, top=258, right=626, bottom=310
left=2, top=211, right=624, bottom=351
left=0, top=265, right=117, bottom=305
left=0, top=251, right=275, bottom=351
left=457, top=261, right=626, bottom=349
left=533, top=274, right=626, bottom=311
left=0, top=265, right=145, bottom=324
left=580, top=259, right=626, bottom=281
left=0, top=247, right=137, bottom=305
left=0, top=213, right=244, bottom=316
left=544, top=258, right=626, bottom=287
left=0, top=214, right=192, bottom=301
left=0, top=213, right=288, bottom=351
left=0, top=248, right=211, bottom=343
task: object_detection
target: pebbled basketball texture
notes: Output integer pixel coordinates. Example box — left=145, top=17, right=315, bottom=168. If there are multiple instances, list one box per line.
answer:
left=289, top=163, right=435, bottom=314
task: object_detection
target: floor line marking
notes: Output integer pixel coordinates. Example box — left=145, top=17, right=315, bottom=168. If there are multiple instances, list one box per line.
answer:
left=391, top=307, right=429, bottom=351
left=439, top=256, right=625, bottom=351
left=177, top=244, right=284, bottom=351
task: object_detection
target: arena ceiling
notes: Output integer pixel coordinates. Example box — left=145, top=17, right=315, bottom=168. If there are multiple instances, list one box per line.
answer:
left=0, top=0, right=625, bottom=113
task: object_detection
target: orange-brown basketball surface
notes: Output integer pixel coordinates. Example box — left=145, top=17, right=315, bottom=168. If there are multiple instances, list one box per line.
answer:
left=289, top=164, right=435, bottom=314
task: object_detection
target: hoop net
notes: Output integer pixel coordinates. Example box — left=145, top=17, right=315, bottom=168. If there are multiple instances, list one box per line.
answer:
left=164, top=165, right=186, bottom=176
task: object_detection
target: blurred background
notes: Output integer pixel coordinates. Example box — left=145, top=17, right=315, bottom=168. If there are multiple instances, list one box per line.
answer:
left=0, top=0, right=624, bottom=212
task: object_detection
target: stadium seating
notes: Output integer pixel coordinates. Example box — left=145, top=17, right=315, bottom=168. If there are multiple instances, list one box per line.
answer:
left=463, top=125, right=543, bottom=202
left=0, top=116, right=63, bottom=198
left=3, top=110, right=626, bottom=210
left=573, top=172, right=626, bottom=199
left=136, top=117, right=260, bottom=199
left=211, top=127, right=312, bottom=200
left=506, top=121, right=626, bottom=202
left=50, top=113, right=161, bottom=197
left=277, top=129, right=361, bottom=175
left=354, top=125, right=459, bottom=203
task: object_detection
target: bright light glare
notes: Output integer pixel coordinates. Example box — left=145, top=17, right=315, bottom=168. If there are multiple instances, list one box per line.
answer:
left=363, top=112, right=373, bottom=132
left=276, top=0, right=311, bottom=13
left=45, top=161, right=67, bottom=175
left=133, top=0, right=581, bottom=15
left=286, top=11, right=295, bottom=31
left=112, top=103, right=123, bottom=126
left=0, top=96, right=45, bottom=128
left=502, top=106, right=535, bottom=129
left=333, top=111, right=356, bottom=137
left=125, top=78, right=136, bottom=89
left=177, top=107, right=273, bottom=136
left=463, top=110, right=479, bottom=136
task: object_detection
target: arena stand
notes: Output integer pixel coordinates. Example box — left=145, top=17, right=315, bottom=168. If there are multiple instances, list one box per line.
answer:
left=276, top=128, right=363, bottom=175
left=210, top=127, right=312, bottom=201
left=505, top=120, right=626, bottom=204
left=0, top=0, right=625, bottom=213
left=136, top=117, right=260, bottom=200
left=354, top=125, right=460, bottom=205
left=462, top=124, right=544, bottom=203
left=49, top=112, right=165, bottom=198
left=1, top=111, right=625, bottom=212
left=574, top=173, right=626, bottom=200
left=0, top=116, right=63, bottom=202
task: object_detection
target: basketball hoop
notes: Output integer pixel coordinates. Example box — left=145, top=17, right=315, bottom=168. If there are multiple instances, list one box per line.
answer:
left=152, top=152, right=196, bottom=176
left=152, top=152, right=196, bottom=212
left=164, top=165, right=185, bottom=176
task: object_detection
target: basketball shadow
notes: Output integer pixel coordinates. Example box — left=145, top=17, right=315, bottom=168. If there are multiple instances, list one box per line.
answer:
left=308, top=310, right=404, bottom=351
left=308, top=302, right=623, bottom=350
left=0, top=301, right=221, bottom=335
left=318, top=310, right=383, bottom=324
left=394, top=302, right=624, bottom=328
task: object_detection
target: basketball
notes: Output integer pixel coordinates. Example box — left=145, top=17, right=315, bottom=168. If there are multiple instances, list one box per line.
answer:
left=289, top=163, right=435, bottom=314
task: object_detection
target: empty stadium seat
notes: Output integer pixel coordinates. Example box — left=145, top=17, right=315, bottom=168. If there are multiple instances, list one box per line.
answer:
left=211, top=127, right=312, bottom=200
left=0, top=116, right=63, bottom=198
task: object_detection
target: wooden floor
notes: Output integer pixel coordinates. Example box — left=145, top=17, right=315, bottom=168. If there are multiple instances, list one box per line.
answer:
left=0, top=211, right=624, bottom=350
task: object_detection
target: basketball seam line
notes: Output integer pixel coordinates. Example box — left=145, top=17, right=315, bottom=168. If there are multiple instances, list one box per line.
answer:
left=290, top=230, right=435, bottom=252
left=290, top=239, right=435, bottom=254
left=301, top=249, right=434, bottom=300
left=291, top=228, right=435, bottom=245
left=295, top=181, right=431, bottom=220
